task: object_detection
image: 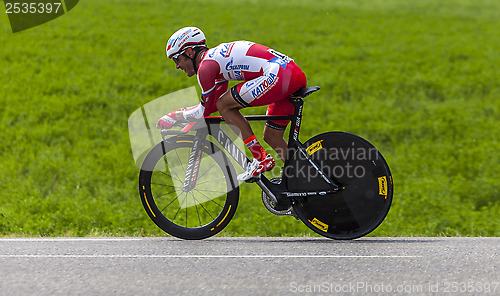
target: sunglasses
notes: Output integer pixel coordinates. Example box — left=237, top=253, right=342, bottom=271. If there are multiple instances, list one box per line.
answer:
left=172, top=50, right=186, bottom=64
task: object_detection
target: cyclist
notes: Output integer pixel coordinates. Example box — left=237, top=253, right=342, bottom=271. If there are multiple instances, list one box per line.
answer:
left=157, top=27, right=307, bottom=181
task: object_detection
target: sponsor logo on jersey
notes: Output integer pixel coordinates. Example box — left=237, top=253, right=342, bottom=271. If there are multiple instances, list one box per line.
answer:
left=225, top=58, right=250, bottom=71
left=268, top=49, right=293, bottom=64
left=234, top=71, right=243, bottom=80
left=269, top=57, right=288, bottom=69
left=219, top=43, right=233, bottom=58
left=251, top=72, right=278, bottom=99
left=208, top=48, right=216, bottom=58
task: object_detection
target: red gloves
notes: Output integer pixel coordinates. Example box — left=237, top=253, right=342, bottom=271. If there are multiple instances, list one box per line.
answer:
left=156, top=104, right=205, bottom=130
left=156, top=111, right=178, bottom=129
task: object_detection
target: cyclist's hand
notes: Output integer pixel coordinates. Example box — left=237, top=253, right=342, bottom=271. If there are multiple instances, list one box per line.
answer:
left=156, top=112, right=177, bottom=129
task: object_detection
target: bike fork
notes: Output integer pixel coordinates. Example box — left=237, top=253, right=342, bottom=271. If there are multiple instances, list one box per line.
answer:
left=182, top=130, right=207, bottom=192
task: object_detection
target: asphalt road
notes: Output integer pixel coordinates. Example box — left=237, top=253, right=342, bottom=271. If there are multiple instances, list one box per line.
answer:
left=0, top=237, right=498, bottom=295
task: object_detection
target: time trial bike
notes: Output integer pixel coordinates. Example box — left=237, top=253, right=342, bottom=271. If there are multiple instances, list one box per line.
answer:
left=138, top=86, right=393, bottom=240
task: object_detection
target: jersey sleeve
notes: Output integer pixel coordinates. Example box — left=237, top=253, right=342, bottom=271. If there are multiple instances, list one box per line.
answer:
left=202, top=80, right=228, bottom=116
left=197, top=59, right=220, bottom=116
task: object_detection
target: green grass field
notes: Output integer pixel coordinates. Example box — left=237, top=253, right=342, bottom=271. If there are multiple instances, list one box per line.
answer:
left=1, top=0, right=498, bottom=237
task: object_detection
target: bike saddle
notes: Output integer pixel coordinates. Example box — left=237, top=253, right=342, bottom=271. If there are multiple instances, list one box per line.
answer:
left=291, top=86, right=320, bottom=99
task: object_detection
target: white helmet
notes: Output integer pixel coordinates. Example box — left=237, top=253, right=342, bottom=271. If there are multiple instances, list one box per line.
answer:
left=166, top=27, right=207, bottom=59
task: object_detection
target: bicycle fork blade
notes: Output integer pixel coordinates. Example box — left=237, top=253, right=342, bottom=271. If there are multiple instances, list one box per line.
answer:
left=183, top=141, right=204, bottom=192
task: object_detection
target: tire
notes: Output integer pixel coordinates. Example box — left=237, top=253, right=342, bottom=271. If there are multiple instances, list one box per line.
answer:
left=286, top=132, right=393, bottom=240
left=139, top=135, right=239, bottom=240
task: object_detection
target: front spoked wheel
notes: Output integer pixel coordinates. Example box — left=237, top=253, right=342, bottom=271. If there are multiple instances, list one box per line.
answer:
left=286, top=132, right=393, bottom=240
left=139, top=135, right=239, bottom=240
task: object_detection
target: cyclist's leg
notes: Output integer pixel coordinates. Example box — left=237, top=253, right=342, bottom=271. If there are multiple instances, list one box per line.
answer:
left=217, top=62, right=305, bottom=162
left=216, top=62, right=283, bottom=162
left=263, top=125, right=287, bottom=162
left=216, top=92, right=254, bottom=140
left=261, top=62, right=307, bottom=162
left=263, top=101, right=293, bottom=163
left=216, top=91, right=271, bottom=167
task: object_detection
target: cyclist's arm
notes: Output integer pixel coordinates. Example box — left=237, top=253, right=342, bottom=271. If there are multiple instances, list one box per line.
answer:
left=172, top=80, right=225, bottom=121
left=181, top=103, right=205, bottom=120
left=164, top=104, right=205, bottom=121
left=214, top=80, right=229, bottom=98
left=203, top=80, right=228, bottom=116
left=197, top=59, right=220, bottom=116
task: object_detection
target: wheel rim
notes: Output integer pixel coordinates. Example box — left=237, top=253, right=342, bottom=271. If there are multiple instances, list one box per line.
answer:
left=140, top=138, right=238, bottom=239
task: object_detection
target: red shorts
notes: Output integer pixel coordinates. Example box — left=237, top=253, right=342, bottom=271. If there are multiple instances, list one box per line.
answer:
left=231, top=61, right=307, bottom=130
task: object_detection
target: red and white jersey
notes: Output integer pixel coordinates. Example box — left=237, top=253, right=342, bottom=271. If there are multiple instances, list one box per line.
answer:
left=197, top=41, right=294, bottom=115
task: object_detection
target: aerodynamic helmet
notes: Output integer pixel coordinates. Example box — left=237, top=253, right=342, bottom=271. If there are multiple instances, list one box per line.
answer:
left=166, top=27, right=207, bottom=60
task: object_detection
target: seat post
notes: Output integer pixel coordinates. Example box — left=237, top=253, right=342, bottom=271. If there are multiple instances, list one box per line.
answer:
left=282, top=97, right=303, bottom=186
left=286, top=97, right=304, bottom=154
left=290, top=97, right=304, bottom=120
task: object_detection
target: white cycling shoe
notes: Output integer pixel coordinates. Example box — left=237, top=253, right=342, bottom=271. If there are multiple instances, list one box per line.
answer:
left=237, top=154, right=275, bottom=181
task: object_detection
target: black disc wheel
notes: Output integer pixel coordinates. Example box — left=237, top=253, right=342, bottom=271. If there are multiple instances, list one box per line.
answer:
left=286, top=132, right=393, bottom=239
left=139, top=136, right=239, bottom=240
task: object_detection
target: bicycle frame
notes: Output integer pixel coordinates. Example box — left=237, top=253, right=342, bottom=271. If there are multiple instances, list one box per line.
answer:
left=161, top=97, right=340, bottom=205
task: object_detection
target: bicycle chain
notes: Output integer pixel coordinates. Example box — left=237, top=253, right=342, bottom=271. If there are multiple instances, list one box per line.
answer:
left=261, top=178, right=299, bottom=219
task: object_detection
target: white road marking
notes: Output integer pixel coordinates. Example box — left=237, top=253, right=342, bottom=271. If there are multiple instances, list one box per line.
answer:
left=0, top=238, right=143, bottom=242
